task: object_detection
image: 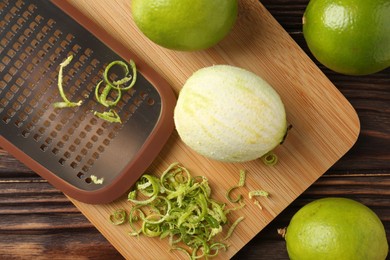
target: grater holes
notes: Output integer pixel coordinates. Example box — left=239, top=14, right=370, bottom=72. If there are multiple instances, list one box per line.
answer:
left=0, top=80, right=6, bottom=90
left=23, top=105, right=33, bottom=115
left=17, top=35, right=27, bottom=45
left=21, top=129, right=30, bottom=138
left=12, top=101, right=21, bottom=111
left=45, top=137, right=53, bottom=145
left=29, top=21, right=39, bottom=31
left=102, top=138, right=110, bottom=146
left=52, top=147, right=59, bottom=155
left=69, top=145, right=76, bottom=152
left=37, top=127, right=45, bottom=135
left=85, top=177, right=92, bottom=184
left=3, top=73, right=12, bottom=84
left=0, top=38, right=8, bottom=48
left=16, top=17, right=26, bottom=27
left=33, top=133, right=41, bottom=142
left=9, top=84, right=18, bottom=93
left=70, top=161, right=78, bottom=169
left=92, top=152, right=99, bottom=160
left=5, top=31, right=14, bottom=41
left=97, top=145, right=105, bottom=153
left=14, top=119, right=23, bottom=128
left=37, top=50, right=46, bottom=59
left=19, top=53, right=28, bottom=63
left=77, top=172, right=84, bottom=179
left=80, top=148, right=88, bottom=156
left=50, top=131, right=57, bottom=138
left=15, top=76, right=24, bottom=87
left=91, top=135, right=98, bottom=142
left=72, top=44, right=81, bottom=53
left=27, top=3, right=37, bottom=13
left=74, top=138, right=81, bottom=145
left=21, top=10, right=32, bottom=20
left=86, top=142, right=93, bottom=149
left=2, top=56, right=11, bottom=66
left=35, top=14, right=44, bottom=23
left=58, top=158, right=66, bottom=165
left=64, top=151, right=71, bottom=159
left=87, top=158, right=94, bottom=166
left=79, top=131, right=86, bottom=139
left=7, top=49, right=16, bottom=59
left=42, top=43, right=52, bottom=52
left=24, top=27, right=33, bottom=38
left=11, top=23, right=20, bottom=34
left=61, top=134, right=69, bottom=142
left=84, top=124, right=92, bottom=132
left=147, top=98, right=155, bottom=106
left=2, top=115, right=10, bottom=124
left=40, top=144, right=48, bottom=152
left=5, top=90, right=14, bottom=100
left=96, top=128, right=104, bottom=136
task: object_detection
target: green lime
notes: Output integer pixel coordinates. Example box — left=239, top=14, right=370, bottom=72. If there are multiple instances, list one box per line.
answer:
left=284, top=197, right=389, bottom=260
left=302, top=0, right=390, bottom=75
left=131, top=0, right=238, bottom=51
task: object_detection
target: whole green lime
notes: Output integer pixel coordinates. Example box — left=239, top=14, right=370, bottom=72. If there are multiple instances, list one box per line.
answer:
left=131, top=0, right=238, bottom=51
left=302, top=0, right=390, bottom=75
left=284, top=197, right=389, bottom=260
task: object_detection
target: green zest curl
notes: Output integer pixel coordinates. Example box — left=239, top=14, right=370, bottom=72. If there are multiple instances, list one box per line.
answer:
left=53, top=55, right=83, bottom=108
left=109, top=209, right=127, bottom=225
left=261, top=151, right=278, bottom=166
left=225, top=169, right=246, bottom=203
left=94, top=59, right=137, bottom=123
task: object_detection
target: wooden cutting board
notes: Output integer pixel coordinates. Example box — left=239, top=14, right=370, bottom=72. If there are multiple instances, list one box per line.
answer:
left=64, top=0, right=360, bottom=259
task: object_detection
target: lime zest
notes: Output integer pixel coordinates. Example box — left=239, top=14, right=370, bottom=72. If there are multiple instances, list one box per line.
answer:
left=225, top=169, right=246, bottom=203
left=94, top=59, right=137, bottom=123
left=53, top=55, right=83, bottom=108
left=253, top=200, right=263, bottom=210
left=93, top=109, right=122, bottom=123
left=109, top=209, right=127, bottom=225
left=248, top=190, right=269, bottom=199
left=114, top=163, right=246, bottom=259
left=223, top=216, right=245, bottom=241
left=54, top=55, right=137, bottom=124
left=261, top=151, right=278, bottom=166
left=90, top=174, right=104, bottom=184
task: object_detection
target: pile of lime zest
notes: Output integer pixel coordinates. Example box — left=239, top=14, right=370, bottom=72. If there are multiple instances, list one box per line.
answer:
left=53, top=55, right=83, bottom=108
left=111, top=162, right=247, bottom=259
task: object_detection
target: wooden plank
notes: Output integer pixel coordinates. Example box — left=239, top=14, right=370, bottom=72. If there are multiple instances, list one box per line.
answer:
left=52, top=0, right=361, bottom=259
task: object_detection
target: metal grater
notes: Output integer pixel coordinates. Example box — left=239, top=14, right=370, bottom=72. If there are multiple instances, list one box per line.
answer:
left=0, top=0, right=176, bottom=203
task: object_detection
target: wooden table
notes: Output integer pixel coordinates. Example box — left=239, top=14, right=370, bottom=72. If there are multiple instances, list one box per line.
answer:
left=0, top=0, right=389, bottom=259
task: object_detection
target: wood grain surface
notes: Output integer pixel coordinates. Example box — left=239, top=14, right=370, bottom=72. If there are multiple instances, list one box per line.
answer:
left=56, top=0, right=361, bottom=258
left=0, top=0, right=389, bottom=259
